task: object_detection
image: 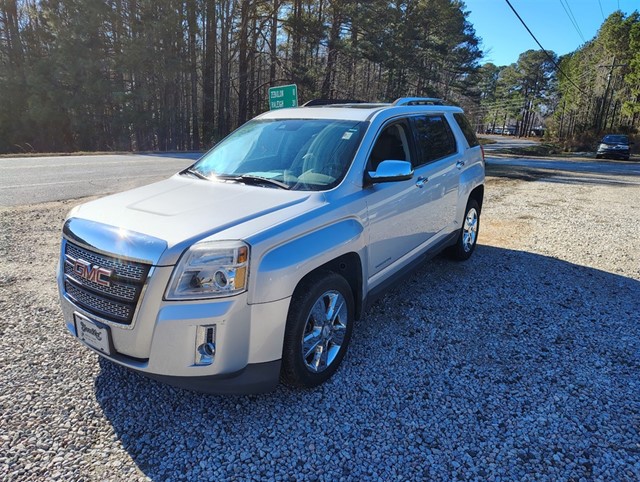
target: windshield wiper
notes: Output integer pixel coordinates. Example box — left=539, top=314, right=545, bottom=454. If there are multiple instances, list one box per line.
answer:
left=216, top=174, right=291, bottom=190
left=183, top=168, right=210, bottom=180
left=241, top=174, right=291, bottom=190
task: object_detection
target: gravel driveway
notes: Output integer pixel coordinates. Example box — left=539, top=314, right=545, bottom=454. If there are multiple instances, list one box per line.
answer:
left=1, top=166, right=639, bottom=481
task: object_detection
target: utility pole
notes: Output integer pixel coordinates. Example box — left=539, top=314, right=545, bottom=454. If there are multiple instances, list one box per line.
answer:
left=559, top=100, right=566, bottom=140
left=597, top=57, right=627, bottom=133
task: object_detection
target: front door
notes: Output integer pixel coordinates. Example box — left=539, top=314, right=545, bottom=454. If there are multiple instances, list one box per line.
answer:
left=365, top=115, right=460, bottom=283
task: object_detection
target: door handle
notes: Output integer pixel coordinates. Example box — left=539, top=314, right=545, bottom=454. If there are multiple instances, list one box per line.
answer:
left=415, top=176, right=428, bottom=188
left=456, top=160, right=466, bottom=169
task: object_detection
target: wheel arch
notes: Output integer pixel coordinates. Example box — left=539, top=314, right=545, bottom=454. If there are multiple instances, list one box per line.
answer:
left=469, top=184, right=484, bottom=213
left=291, top=252, right=364, bottom=321
left=249, top=218, right=366, bottom=305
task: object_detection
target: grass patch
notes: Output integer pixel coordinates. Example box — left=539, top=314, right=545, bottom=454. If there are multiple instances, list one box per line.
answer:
left=478, top=137, right=497, bottom=146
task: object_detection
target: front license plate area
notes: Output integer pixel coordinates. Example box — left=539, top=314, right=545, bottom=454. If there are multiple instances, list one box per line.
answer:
left=74, top=313, right=112, bottom=356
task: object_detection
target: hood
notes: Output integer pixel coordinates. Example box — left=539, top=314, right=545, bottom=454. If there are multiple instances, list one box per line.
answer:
left=601, top=141, right=629, bottom=146
left=69, top=175, right=317, bottom=264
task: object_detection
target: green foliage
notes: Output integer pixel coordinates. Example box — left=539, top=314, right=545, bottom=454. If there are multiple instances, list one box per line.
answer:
left=0, top=0, right=483, bottom=153
left=473, top=50, right=556, bottom=136
left=552, top=10, right=640, bottom=145
left=623, top=21, right=640, bottom=117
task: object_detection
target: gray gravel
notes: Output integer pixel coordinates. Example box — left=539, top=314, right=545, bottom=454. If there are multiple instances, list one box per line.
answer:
left=1, top=167, right=639, bottom=481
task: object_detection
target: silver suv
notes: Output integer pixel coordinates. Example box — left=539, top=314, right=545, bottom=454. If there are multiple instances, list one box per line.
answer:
left=57, top=98, right=485, bottom=393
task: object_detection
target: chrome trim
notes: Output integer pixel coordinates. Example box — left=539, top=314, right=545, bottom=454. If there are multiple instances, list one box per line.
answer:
left=61, top=218, right=166, bottom=329
left=132, top=265, right=155, bottom=327
left=60, top=264, right=156, bottom=331
left=369, top=160, right=414, bottom=183
left=301, top=290, right=349, bottom=373
left=462, top=207, right=478, bottom=252
left=62, top=238, right=150, bottom=323
left=63, top=218, right=168, bottom=266
left=415, top=176, right=428, bottom=188
left=60, top=234, right=158, bottom=330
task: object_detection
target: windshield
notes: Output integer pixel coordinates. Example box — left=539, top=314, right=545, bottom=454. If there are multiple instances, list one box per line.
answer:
left=187, top=119, right=366, bottom=191
left=602, top=135, right=628, bottom=144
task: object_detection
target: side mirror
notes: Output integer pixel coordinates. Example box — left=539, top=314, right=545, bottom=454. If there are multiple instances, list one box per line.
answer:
left=367, top=160, right=413, bottom=184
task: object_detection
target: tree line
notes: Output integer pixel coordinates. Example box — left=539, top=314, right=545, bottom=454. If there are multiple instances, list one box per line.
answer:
left=553, top=11, right=640, bottom=148
left=472, top=49, right=556, bottom=137
left=472, top=10, right=639, bottom=146
left=0, top=0, right=483, bottom=154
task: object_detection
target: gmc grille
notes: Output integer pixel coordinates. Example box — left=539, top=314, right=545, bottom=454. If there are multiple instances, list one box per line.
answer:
left=63, top=241, right=151, bottom=324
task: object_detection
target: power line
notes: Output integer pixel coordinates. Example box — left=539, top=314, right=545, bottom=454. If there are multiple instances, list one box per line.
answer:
left=559, top=0, right=586, bottom=43
left=597, top=0, right=606, bottom=20
left=504, top=0, right=587, bottom=96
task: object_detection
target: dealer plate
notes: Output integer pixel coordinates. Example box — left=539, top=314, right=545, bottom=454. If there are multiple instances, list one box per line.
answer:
left=74, top=313, right=111, bottom=356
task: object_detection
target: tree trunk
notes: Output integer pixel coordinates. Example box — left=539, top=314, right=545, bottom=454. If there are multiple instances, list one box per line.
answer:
left=321, top=4, right=341, bottom=98
left=238, top=0, right=250, bottom=125
left=203, top=0, right=217, bottom=145
left=217, top=0, right=232, bottom=137
left=187, top=0, right=200, bottom=150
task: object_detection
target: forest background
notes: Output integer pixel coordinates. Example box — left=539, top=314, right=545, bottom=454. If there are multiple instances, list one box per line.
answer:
left=1, top=0, right=639, bottom=154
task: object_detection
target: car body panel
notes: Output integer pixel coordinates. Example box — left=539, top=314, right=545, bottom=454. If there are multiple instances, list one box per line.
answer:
left=57, top=100, right=485, bottom=393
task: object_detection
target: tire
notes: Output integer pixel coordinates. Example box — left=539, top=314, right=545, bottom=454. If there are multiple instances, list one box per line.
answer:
left=446, top=198, right=480, bottom=261
left=595, top=154, right=602, bottom=159
left=281, top=271, right=354, bottom=388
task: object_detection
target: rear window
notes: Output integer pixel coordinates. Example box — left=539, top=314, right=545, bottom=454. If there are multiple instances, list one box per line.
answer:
left=453, top=113, right=479, bottom=148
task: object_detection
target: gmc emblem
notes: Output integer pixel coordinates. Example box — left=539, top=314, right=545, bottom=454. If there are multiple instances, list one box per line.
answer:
left=72, top=258, right=113, bottom=287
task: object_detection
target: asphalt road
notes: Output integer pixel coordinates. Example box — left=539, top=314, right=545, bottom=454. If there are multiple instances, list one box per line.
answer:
left=0, top=153, right=200, bottom=207
left=2, top=146, right=639, bottom=207
left=485, top=157, right=640, bottom=181
left=481, top=136, right=640, bottom=181
left=481, top=135, right=539, bottom=151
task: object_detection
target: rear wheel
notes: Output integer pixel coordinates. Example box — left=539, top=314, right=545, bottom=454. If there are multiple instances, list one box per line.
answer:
left=281, top=271, right=354, bottom=388
left=447, top=198, right=480, bottom=261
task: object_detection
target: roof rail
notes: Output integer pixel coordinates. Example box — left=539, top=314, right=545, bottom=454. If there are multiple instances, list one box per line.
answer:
left=392, top=97, right=445, bottom=106
left=302, top=99, right=366, bottom=107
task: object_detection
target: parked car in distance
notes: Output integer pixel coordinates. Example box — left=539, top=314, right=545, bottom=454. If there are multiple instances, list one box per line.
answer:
left=57, top=97, right=485, bottom=394
left=596, top=134, right=632, bottom=160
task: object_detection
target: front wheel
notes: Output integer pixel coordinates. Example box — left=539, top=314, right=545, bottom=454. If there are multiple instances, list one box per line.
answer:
left=281, top=271, right=354, bottom=388
left=446, top=198, right=480, bottom=261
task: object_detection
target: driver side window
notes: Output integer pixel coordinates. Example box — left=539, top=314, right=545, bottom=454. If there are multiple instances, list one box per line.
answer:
left=368, top=123, right=411, bottom=171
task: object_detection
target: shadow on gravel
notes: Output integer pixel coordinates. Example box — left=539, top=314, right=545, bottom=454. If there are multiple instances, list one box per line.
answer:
left=486, top=159, right=640, bottom=187
left=95, top=246, right=640, bottom=481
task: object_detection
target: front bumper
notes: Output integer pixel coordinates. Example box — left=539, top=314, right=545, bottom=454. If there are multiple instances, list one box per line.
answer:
left=141, top=360, right=282, bottom=394
left=58, top=266, right=291, bottom=394
left=597, top=147, right=630, bottom=158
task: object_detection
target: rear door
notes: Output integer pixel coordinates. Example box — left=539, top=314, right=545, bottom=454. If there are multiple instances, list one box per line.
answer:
left=409, top=114, right=460, bottom=234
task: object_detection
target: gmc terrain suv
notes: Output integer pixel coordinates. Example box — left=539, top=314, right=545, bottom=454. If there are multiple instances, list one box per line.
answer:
left=58, top=97, right=485, bottom=393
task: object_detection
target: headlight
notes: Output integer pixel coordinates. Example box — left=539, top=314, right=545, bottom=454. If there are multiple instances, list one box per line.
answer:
left=165, top=241, right=249, bottom=300
left=598, top=144, right=607, bottom=150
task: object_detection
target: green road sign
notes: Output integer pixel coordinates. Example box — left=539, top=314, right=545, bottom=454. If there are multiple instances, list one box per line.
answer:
left=268, top=84, right=298, bottom=110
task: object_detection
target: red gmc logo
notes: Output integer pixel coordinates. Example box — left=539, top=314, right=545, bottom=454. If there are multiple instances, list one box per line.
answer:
left=73, top=258, right=113, bottom=287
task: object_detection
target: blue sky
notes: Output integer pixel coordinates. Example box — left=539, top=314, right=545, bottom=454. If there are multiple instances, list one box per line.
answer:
left=464, top=0, right=639, bottom=66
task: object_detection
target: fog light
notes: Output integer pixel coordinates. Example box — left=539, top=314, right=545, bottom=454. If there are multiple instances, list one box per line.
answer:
left=195, top=325, right=216, bottom=365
